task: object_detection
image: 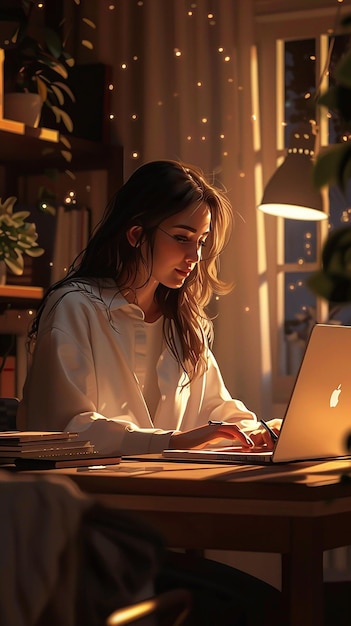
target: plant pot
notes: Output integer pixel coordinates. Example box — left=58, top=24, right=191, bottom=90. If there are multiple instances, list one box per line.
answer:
left=4, top=93, right=42, bottom=127
left=0, top=261, right=7, bottom=285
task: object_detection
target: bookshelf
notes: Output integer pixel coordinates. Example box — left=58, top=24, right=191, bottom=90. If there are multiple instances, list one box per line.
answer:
left=0, top=286, right=44, bottom=398
left=0, top=49, right=123, bottom=398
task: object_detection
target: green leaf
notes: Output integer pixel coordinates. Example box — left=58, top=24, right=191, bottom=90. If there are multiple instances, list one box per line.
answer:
left=36, top=75, right=48, bottom=102
left=53, top=82, right=75, bottom=102
left=38, top=202, right=56, bottom=216
left=307, top=227, right=351, bottom=303
left=12, top=211, right=31, bottom=221
left=82, top=39, right=94, bottom=50
left=313, top=144, right=351, bottom=190
left=51, top=107, right=74, bottom=133
left=0, top=196, right=17, bottom=215
left=318, top=86, right=339, bottom=110
left=82, top=18, right=96, bottom=29
left=25, top=247, right=45, bottom=258
left=61, top=150, right=72, bottom=162
left=51, top=84, right=65, bottom=106
left=60, top=135, right=72, bottom=149
left=65, top=169, right=76, bottom=180
left=4, top=256, right=23, bottom=276
left=43, top=27, right=63, bottom=59
left=49, top=61, right=68, bottom=80
left=335, top=51, right=351, bottom=88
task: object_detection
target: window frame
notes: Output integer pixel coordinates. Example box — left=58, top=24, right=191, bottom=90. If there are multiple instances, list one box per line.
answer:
left=256, top=6, right=347, bottom=409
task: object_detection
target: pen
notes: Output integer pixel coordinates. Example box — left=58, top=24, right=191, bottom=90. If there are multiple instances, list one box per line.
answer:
left=260, top=419, right=279, bottom=442
left=208, top=420, right=254, bottom=446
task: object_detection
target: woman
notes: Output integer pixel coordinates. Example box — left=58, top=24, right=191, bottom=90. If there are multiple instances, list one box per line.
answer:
left=18, top=160, right=284, bottom=626
left=18, top=160, right=279, bottom=455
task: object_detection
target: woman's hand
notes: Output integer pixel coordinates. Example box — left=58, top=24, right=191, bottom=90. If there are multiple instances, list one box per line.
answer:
left=169, top=422, right=254, bottom=450
left=169, top=418, right=282, bottom=451
left=247, top=418, right=282, bottom=448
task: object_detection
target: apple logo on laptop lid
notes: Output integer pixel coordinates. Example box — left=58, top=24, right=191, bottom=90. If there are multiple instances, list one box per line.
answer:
left=329, top=384, right=341, bottom=408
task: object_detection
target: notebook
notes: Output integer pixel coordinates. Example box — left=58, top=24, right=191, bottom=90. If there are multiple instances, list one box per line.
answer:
left=163, top=324, right=351, bottom=465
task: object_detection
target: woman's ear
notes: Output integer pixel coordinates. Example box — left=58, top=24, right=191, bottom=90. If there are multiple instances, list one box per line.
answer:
left=126, top=225, right=143, bottom=248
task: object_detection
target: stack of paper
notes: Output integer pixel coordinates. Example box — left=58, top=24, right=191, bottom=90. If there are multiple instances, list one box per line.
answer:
left=0, top=431, right=92, bottom=457
left=0, top=431, right=121, bottom=468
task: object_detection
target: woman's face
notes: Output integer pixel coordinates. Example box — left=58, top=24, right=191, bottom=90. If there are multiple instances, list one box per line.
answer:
left=150, top=202, right=211, bottom=289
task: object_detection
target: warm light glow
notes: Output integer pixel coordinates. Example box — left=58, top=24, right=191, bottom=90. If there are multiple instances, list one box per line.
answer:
left=258, top=203, right=327, bottom=220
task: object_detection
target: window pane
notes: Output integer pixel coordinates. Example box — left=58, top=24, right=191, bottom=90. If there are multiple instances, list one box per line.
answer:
left=284, top=38, right=316, bottom=141
left=284, top=271, right=317, bottom=375
left=284, top=220, right=317, bottom=264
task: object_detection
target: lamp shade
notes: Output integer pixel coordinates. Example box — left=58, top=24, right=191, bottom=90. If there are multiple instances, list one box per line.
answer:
left=258, top=124, right=327, bottom=221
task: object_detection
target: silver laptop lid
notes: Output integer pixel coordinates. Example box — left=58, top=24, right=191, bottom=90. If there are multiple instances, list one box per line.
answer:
left=272, top=323, right=351, bottom=462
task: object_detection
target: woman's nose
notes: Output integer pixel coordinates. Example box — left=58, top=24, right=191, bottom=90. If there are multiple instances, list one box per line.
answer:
left=185, top=242, right=201, bottom=262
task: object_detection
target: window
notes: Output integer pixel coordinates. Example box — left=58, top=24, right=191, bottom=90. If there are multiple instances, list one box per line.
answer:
left=257, top=5, right=351, bottom=406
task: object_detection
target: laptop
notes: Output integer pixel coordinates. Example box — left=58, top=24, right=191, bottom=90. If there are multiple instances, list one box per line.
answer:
left=163, top=323, right=351, bottom=465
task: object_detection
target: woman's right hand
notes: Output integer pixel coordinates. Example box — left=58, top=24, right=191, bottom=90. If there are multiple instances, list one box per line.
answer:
left=169, top=422, right=254, bottom=450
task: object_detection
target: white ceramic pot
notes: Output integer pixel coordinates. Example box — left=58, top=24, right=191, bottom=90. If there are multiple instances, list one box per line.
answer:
left=4, top=93, right=42, bottom=128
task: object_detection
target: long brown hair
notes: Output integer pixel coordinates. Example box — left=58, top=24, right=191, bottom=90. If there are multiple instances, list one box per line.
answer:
left=31, top=160, right=233, bottom=380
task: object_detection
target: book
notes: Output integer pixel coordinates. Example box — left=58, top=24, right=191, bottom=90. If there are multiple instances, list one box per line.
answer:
left=0, top=431, right=79, bottom=444
left=0, top=441, right=95, bottom=461
left=0, top=440, right=93, bottom=455
left=15, top=453, right=121, bottom=470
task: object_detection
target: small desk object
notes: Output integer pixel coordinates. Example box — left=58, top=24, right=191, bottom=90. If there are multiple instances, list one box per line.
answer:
left=52, top=457, right=351, bottom=626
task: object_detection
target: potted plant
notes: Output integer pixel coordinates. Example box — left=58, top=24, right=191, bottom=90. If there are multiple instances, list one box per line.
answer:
left=2, top=1, right=75, bottom=131
left=308, top=14, right=351, bottom=305
left=0, top=195, right=44, bottom=280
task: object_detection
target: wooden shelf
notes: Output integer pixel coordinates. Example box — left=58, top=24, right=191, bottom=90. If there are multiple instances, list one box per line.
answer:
left=0, top=285, right=43, bottom=299
left=0, top=119, right=122, bottom=175
left=0, top=284, right=43, bottom=311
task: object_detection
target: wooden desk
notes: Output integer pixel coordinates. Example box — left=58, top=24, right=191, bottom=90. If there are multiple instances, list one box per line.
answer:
left=54, top=458, right=351, bottom=626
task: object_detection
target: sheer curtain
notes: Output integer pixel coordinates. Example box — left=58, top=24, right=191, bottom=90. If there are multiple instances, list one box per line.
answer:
left=93, top=0, right=272, bottom=421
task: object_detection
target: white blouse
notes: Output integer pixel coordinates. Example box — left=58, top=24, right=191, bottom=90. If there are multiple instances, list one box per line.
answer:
left=19, top=281, right=258, bottom=455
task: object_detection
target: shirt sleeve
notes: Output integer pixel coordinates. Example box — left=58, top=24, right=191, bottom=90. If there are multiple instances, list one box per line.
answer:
left=21, top=325, right=173, bottom=456
left=195, top=348, right=259, bottom=431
